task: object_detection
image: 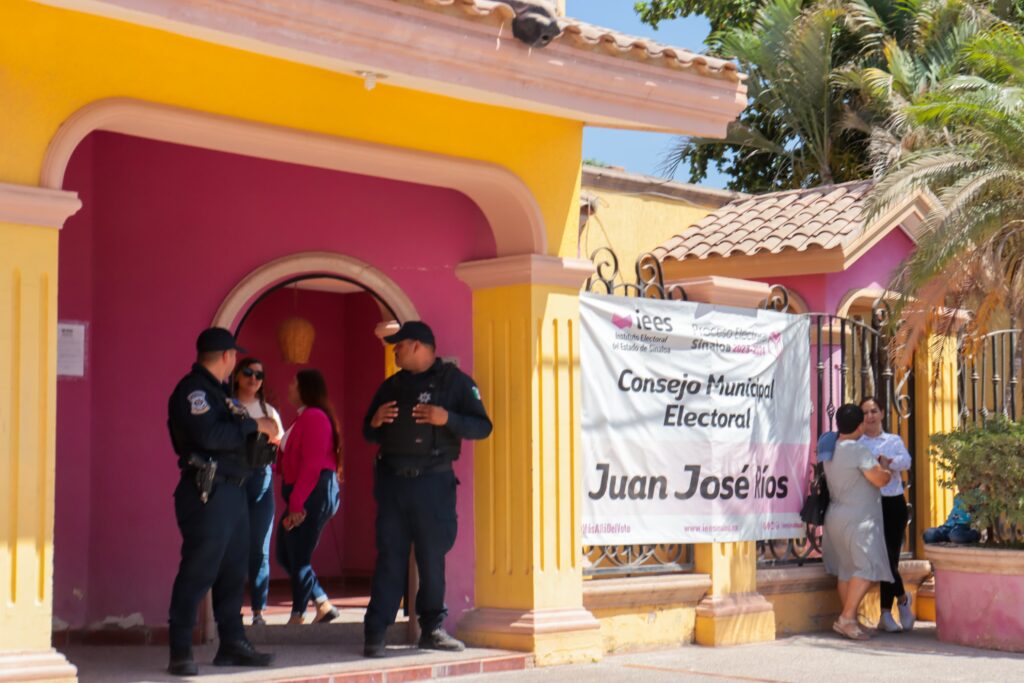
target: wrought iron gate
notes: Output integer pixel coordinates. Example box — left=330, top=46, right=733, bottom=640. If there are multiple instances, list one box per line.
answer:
left=958, top=328, right=1023, bottom=426
left=581, top=248, right=917, bottom=576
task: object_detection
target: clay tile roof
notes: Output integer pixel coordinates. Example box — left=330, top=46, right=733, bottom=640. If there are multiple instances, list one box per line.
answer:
left=653, top=180, right=875, bottom=261
left=402, top=0, right=743, bottom=82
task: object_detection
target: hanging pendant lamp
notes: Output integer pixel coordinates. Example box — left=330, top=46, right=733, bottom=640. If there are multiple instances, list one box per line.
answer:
left=277, top=284, right=315, bottom=363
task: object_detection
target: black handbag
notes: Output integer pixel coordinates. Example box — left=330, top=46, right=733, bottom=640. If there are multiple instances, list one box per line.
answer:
left=800, top=461, right=830, bottom=526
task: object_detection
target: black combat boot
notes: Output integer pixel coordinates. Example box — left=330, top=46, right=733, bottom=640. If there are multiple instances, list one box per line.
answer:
left=363, top=632, right=386, bottom=658
left=167, top=647, right=198, bottom=676
left=418, top=627, right=465, bottom=652
left=212, top=638, right=275, bottom=667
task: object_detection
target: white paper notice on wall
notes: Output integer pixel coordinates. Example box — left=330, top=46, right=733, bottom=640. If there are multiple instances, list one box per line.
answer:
left=57, top=322, right=86, bottom=377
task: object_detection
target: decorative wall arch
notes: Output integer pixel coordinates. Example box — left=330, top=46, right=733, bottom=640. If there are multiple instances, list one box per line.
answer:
left=41, top=98, right=547, bottom=256
left=212, top=252, right=419, bottom=331
left=835, top=287, right=888, bottom=319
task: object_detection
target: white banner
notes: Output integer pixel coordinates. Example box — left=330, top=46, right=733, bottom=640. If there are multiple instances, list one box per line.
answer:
left=580, top=293, right=811, bottom=544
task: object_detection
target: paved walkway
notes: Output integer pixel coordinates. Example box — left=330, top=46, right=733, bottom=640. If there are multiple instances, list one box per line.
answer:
left=457, top=623, right=1024, bottom=683
left=61, top=622, right=1024, bottom=683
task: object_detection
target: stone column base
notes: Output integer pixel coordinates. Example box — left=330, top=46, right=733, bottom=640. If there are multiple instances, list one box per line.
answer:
left=695, top=592, right=776, bottom=646
left=458, top=607, right=602, bottom=665
left=0, top=649, right=77, bottom=683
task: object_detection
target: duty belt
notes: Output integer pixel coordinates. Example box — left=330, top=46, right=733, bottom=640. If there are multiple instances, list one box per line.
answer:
left=183, top=466, right=247, bottom=487
left=379, top=459, right=452, bottom=479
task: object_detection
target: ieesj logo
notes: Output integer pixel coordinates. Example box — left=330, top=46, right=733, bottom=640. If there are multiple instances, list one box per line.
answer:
left=611, top=309, right=673, bottom=333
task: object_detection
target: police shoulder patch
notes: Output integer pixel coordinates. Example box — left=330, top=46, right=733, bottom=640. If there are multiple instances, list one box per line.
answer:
left=187, top=390, right=210, bottom=415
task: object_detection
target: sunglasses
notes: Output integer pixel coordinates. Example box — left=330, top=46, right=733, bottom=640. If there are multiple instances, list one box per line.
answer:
left=240, top=368, right=265, bottom=380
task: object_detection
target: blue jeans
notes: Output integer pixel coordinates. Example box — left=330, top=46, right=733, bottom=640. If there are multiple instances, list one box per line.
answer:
left=923, top=525, right=980, bottom=544
left=276, top=470, right=339, bottom=614
left=245, top=465, right=275, bottom=612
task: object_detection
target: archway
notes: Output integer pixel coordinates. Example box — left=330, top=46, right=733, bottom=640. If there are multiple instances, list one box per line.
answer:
left=225, top=269, right=401, bottom=630
left=42, top=98, right=547, bottom=257
left=212, top=252, right=418, bottom=332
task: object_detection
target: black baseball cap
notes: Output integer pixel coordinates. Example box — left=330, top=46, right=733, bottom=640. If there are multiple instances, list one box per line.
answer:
left=196, top=327, right=247, bottom=353
left=384, top=320, right=435, bottom=346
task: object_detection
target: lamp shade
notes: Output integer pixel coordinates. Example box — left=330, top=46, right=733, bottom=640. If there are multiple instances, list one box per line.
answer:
left=277, top=316, right=315, bottom=364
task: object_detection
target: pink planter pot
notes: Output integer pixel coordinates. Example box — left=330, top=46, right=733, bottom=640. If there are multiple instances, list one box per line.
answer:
left=925, top=544, right=1024, bottom=653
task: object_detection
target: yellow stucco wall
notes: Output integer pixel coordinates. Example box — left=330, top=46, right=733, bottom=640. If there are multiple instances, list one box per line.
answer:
left=0, top=222, right=59, bottom=650
left=591, top=605, right=697, bottom=652
left=573, top=184, right=716, bottom=275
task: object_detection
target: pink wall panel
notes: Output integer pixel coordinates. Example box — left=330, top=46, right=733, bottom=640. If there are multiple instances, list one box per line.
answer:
left=55, top=131, right=493, bottom=629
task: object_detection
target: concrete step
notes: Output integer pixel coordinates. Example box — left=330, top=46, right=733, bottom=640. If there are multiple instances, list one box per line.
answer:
left=246, top=619, right=409, bottom=646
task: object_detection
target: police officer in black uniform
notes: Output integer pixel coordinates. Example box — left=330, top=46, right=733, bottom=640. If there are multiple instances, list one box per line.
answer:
left=362, top=321, right=492, bottom=657
left=166, top=328, right=277, bottom=676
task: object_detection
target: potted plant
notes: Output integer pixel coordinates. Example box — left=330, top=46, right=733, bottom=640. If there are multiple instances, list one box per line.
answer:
left=927, top=417, right=1024, bottom=652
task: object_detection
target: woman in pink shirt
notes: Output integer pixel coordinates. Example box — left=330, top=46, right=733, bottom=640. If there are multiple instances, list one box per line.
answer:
left=275, top=369, right=342, bottom=624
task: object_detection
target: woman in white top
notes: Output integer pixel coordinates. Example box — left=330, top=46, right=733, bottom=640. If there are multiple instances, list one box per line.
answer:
left=858, top=396, right=915, bottom=633
left=232, top=357, right=284, bottom=626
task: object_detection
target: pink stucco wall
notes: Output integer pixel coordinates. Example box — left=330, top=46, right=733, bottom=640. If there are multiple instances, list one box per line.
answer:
left=756, top=230, right=916, bottom=436
left=763, top=230, right=916, bottom=314
left=935, top=568, right=1024, bottom=652
left=54, top=131, right=495, bottom=630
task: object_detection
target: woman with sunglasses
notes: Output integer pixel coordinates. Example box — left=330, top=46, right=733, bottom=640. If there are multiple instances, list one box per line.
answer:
left=276, top=369, right=342, bottom=624
left=231, top=358, right=284, bottom=626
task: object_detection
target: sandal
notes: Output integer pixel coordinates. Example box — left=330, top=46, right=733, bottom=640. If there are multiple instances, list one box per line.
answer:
left=314, top=605, right=341, bottom=624
left=833, top=618, right=870, bottom=641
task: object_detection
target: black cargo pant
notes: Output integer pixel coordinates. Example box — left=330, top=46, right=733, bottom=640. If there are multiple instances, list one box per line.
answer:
left=168, top=473, right=248, bottom=652
left=363, top=464, right=458, bottom=639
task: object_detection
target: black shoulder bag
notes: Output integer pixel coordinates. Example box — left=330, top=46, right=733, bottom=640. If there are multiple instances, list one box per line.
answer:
left=799, top=461, right=830, bottom=526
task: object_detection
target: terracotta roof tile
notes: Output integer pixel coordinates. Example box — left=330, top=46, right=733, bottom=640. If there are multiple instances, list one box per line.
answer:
left=405, top=0, right=743, bottom=82
left=655, top=180, right=875, bottom=261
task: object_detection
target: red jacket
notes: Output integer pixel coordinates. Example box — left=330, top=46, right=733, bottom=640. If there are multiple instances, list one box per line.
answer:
left=278, top=407, right=337, bottom=514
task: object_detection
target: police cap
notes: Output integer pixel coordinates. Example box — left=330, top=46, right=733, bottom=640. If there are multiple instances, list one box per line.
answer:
left=384, top=320, right=435, bottom=346
left=196, top=327, right=247, bottom=353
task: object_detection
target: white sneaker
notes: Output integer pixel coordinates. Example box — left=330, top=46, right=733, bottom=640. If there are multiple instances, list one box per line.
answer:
left=898, top=594, right=915, bottom=631
left=878, top=612, right=901, bottom=633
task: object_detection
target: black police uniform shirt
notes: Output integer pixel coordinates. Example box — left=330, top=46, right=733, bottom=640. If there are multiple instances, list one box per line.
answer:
left=168, top=363, right=258, bottom=479
left=362, top=359, right=492, bottom=464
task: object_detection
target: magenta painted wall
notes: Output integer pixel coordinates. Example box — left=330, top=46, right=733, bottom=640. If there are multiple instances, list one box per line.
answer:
left=54, top=131, right=494, bottom=630
left=763, top=230, right=916, bottom=315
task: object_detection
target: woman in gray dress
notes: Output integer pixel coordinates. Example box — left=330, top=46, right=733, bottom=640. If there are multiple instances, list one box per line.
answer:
left=821, top=403, right=894, bottom=640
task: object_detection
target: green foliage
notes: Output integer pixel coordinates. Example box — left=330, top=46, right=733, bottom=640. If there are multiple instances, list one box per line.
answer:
left=866, top=24, right=1024, bottom=346
left=636, top=0, right=999, bottom=191
left=660, top=0, right=870, bottom=191
left=633, top=0, right=769, bottom=34
left=931, top=418, right=1024, bottom=545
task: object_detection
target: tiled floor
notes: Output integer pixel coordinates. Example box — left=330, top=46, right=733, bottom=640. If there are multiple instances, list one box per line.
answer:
left=61, top=644, right=532, bottom=683
left=57, top=579, right=529, bottom=681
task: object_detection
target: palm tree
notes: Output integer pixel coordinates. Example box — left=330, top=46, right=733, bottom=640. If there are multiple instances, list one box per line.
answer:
left=838, top=0, right=995, bottom=176
left=660, top=0, right=993, bottom=191
left=867, top=24, right=1024, bottom=358
left=662, top=0, right=864, bottom=190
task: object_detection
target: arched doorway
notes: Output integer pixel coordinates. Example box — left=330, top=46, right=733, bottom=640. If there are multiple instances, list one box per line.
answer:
left=226, top=270, right=403, bottom=629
